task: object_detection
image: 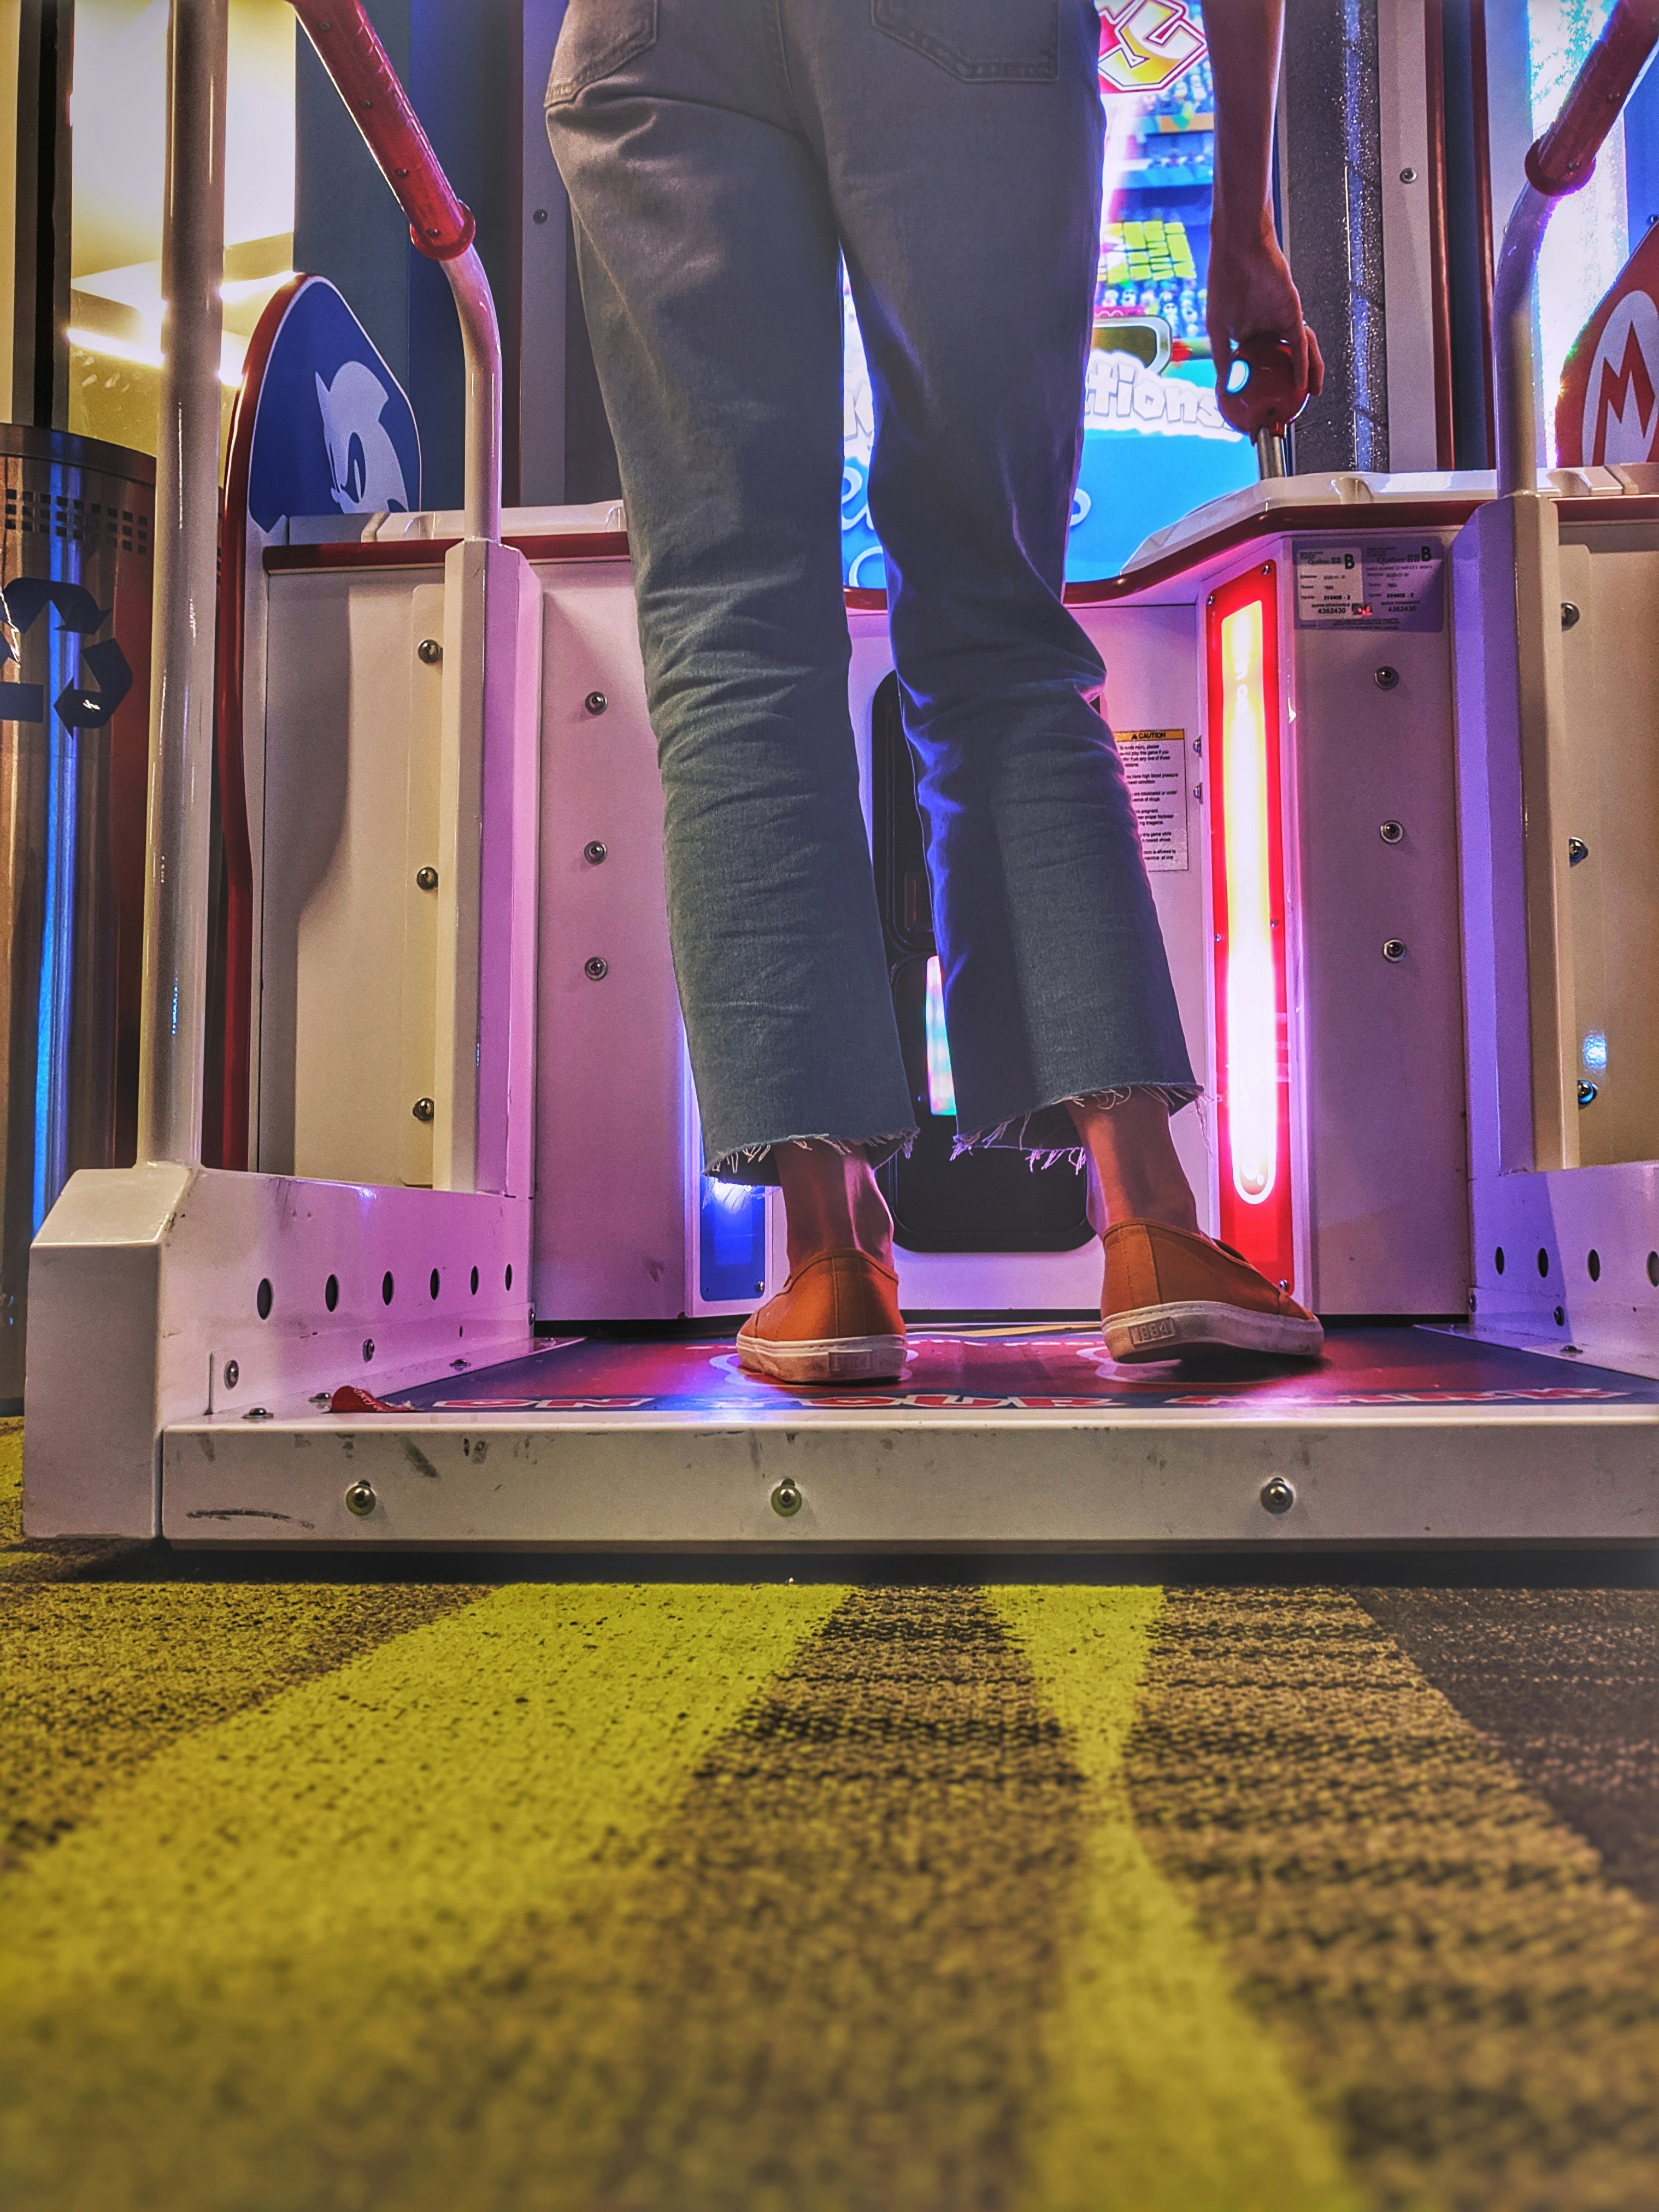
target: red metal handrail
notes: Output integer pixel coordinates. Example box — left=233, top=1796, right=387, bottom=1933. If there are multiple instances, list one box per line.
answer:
left=289, top=0, right=475, bottom=258
left=1525, top=0, right=1659, bottom=197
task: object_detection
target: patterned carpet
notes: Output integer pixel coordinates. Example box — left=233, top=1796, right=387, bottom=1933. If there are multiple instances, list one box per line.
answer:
left=3, top=1425, right=1657, bottom=2210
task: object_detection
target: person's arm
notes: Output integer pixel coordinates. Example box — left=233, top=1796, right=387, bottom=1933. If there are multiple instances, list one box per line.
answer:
left=1203, top=0, right=1323, bottom=423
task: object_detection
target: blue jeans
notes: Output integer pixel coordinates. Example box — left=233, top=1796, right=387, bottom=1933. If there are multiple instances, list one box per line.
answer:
left=546, top=0, right=1197, bottom=1179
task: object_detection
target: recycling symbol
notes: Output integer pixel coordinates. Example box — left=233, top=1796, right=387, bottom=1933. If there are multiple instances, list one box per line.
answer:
left=0, top=578, right=134, bottom=732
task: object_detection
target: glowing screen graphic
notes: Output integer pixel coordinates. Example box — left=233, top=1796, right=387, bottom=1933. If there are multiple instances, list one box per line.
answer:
left=924, top=955, right=957, bottom=1119
left=842, top=0, right=1252, bottom=589
left=1218, top=600, right=1276, bottom=1204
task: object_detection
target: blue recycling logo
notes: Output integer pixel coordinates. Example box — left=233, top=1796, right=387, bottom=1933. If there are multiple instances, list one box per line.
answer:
left=0, top=578, right=133, bottom=732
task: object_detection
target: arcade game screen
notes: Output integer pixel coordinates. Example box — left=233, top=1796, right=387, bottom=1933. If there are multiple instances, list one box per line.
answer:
left=839, top=0, right=1255, bottom=589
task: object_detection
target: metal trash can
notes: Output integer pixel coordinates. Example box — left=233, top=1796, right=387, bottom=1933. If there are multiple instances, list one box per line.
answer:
left=0, top=426, right=154, bottom=1409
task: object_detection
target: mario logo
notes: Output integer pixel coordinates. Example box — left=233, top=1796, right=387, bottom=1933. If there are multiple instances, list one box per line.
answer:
left=1097, top=0, right=1205, bottom=96
left=1557, top=223, right=1659, bottom=466
left=1580, top=291, right=1659, bottom=463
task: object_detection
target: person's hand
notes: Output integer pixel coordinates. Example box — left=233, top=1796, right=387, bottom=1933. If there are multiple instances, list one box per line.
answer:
left=1207, top=223, right=1324, bottom=434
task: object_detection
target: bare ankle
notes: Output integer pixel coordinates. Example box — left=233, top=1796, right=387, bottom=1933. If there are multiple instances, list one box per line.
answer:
left=1067, top=1092, right=1201, bottom=1237
left=775, top=1142, right=895, bottom=1274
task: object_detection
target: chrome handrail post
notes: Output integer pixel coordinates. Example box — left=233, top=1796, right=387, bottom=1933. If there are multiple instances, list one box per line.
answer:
left=135, top=0, right=228, bottom=1165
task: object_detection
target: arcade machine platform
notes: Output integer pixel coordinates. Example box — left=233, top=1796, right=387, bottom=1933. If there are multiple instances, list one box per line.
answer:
left=160, top=1323, right=1659, bottom=1551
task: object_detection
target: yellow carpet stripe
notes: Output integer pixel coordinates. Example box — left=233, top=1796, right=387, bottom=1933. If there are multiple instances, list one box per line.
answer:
left=1123, top=1587, right=1659, bottom=2211
left=0, top=1422, right=132, bottom=1584
left=0, top=1580, right=841, bottom=2210
left=990, top=1588, right=1363, bottom=2212
left=2, top=1575, right=486, bottom=1864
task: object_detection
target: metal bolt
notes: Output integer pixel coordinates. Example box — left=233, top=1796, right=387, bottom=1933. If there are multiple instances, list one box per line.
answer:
left=417, top=637, right=443, bottom=665
left=771, top=1478, right=803, bottom=1519
left=1561, top=601, right=1581, bottom=629
left=1374, top=665, right=1400, bottom=690
left=1380, top=819, right=1404, bottom=845
left=583, top=840, right=608, bottom=866
left=532, top=207, right=549, bottom=224
left=244, top=1407, right=272, bottom=1421
left=223, top=1359, right=239, bottom=1390
left=584, top=690, right=608, bottom=715
left=584, top=956, right=609, bottom=981
left=1260, top=1475, right=1295, bottom=1515
left=1467, top=1291, right=1477, bottom=1311
left=413, top=1096, right=436, bottom=1121
left=416, top=865, right=439, bottom=890
left=1399, top=165, right=1417, bottom=183
left=1568, top=836, right=1589, bottom=865
left=345, top=1480, right=378, bottom=1517
left=1553, top=1304, right=1566, bottom=1326
left=362, top=1338, right=375, bottom=1362
left=1382, top=938, right=1408, bottom=962
left=1578, top=1079, right=1598, bottom=1105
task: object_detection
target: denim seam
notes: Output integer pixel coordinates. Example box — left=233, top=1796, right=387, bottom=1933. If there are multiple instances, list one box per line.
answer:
left=772, top=0, right=802, bottom=120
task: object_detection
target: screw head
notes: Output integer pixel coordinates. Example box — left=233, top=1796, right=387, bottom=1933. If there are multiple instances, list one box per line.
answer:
left=584, top=955, right=609, bottom=981
left=1578, top=1079, right=1598, bottom=1105
left=1553, top=1304, right=1567, bottom=1326
left=583, top=840, right=608, bottom=866
left=413, top=1096, right=436, bottom=1122
left=345, top=1480, right=378, bottom=1518
left=1382, top=938, right=1408, bottom=962
left=1374, top=664, right=1400, bottom=690
left=1568, top=836, right=1589, bottom=865
left=1380, top=819, right=1404, bottom=845
left=417, top=637, right=443, bottom=664
left=770, top=1478, right=803, bottom=1519
left=1399, top=165, right=1417, bottom=183
left=584, top=690, right=609, bottom=715
left=362, top=1338, right=375, bottom=1362
left=1561, top=601, right=1581, bottom=629
left=223, top=1359, right=239, bottom=1390
left=244, top=1407, right=272, bottom=1421
left=1260, top=1475, right=1296, bottom=1515
left=416, top=865, right=439, bottom=890
left=532, top=207, right=549, bottom=224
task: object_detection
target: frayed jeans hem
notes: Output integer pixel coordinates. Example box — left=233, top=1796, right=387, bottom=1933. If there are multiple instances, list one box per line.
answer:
left=950, top=1085, right=1204, bottom=1169
left=705, top=1128, right=919, bottom=1187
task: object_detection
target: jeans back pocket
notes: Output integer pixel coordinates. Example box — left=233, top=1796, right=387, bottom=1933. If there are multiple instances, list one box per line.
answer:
left=872, top=0, right=1058, bottom=82
left=547, top=0, right=658, bottom=106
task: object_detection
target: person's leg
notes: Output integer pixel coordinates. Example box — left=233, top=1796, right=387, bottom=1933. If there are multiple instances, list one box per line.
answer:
left=545, top=1, right=914, bottom=1206
left=786, top=0, right=1200, bottom=1187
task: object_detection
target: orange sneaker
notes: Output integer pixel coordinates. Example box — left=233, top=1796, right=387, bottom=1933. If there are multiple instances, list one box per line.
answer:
left=737, top=1248, right=907, bottom=1384
left=1101, top=1220, right=1324, bottom=1363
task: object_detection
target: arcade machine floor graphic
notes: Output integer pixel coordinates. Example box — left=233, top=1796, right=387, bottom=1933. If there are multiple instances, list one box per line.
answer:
left=160, top=1325, right=1659, bottom=1551
left=386, top=1323, right=1659, bottom=1416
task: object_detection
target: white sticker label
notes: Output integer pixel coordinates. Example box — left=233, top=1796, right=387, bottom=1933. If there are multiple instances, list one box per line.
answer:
left=1295, top=545, right=1369, bottom=620
left=1118, top=730, right=1189, bottom=873
left=1294, top=539, right=1445, bottom=631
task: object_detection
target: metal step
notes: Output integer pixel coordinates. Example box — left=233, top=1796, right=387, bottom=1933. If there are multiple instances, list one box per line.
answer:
left=161, top=1325, right=1659, bottom=1551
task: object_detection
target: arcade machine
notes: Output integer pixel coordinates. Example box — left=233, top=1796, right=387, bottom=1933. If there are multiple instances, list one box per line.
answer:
left=19, top=0, right=1659, bottom=1552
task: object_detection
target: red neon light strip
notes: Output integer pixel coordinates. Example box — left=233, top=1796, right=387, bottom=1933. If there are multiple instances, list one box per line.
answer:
left=1205, top=563, right=1296, bottom=1293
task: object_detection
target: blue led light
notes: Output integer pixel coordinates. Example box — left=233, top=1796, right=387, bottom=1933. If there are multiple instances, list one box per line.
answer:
left=925, top=956, right=956, bottom=1120
left=1582, top=1029, right=1609, bottom=1073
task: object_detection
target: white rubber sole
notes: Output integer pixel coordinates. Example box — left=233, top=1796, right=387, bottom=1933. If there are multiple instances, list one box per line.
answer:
left=736, top=1332, right=908, bottom=1384
left=1103, top=1299, right=1325, bottom=1364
